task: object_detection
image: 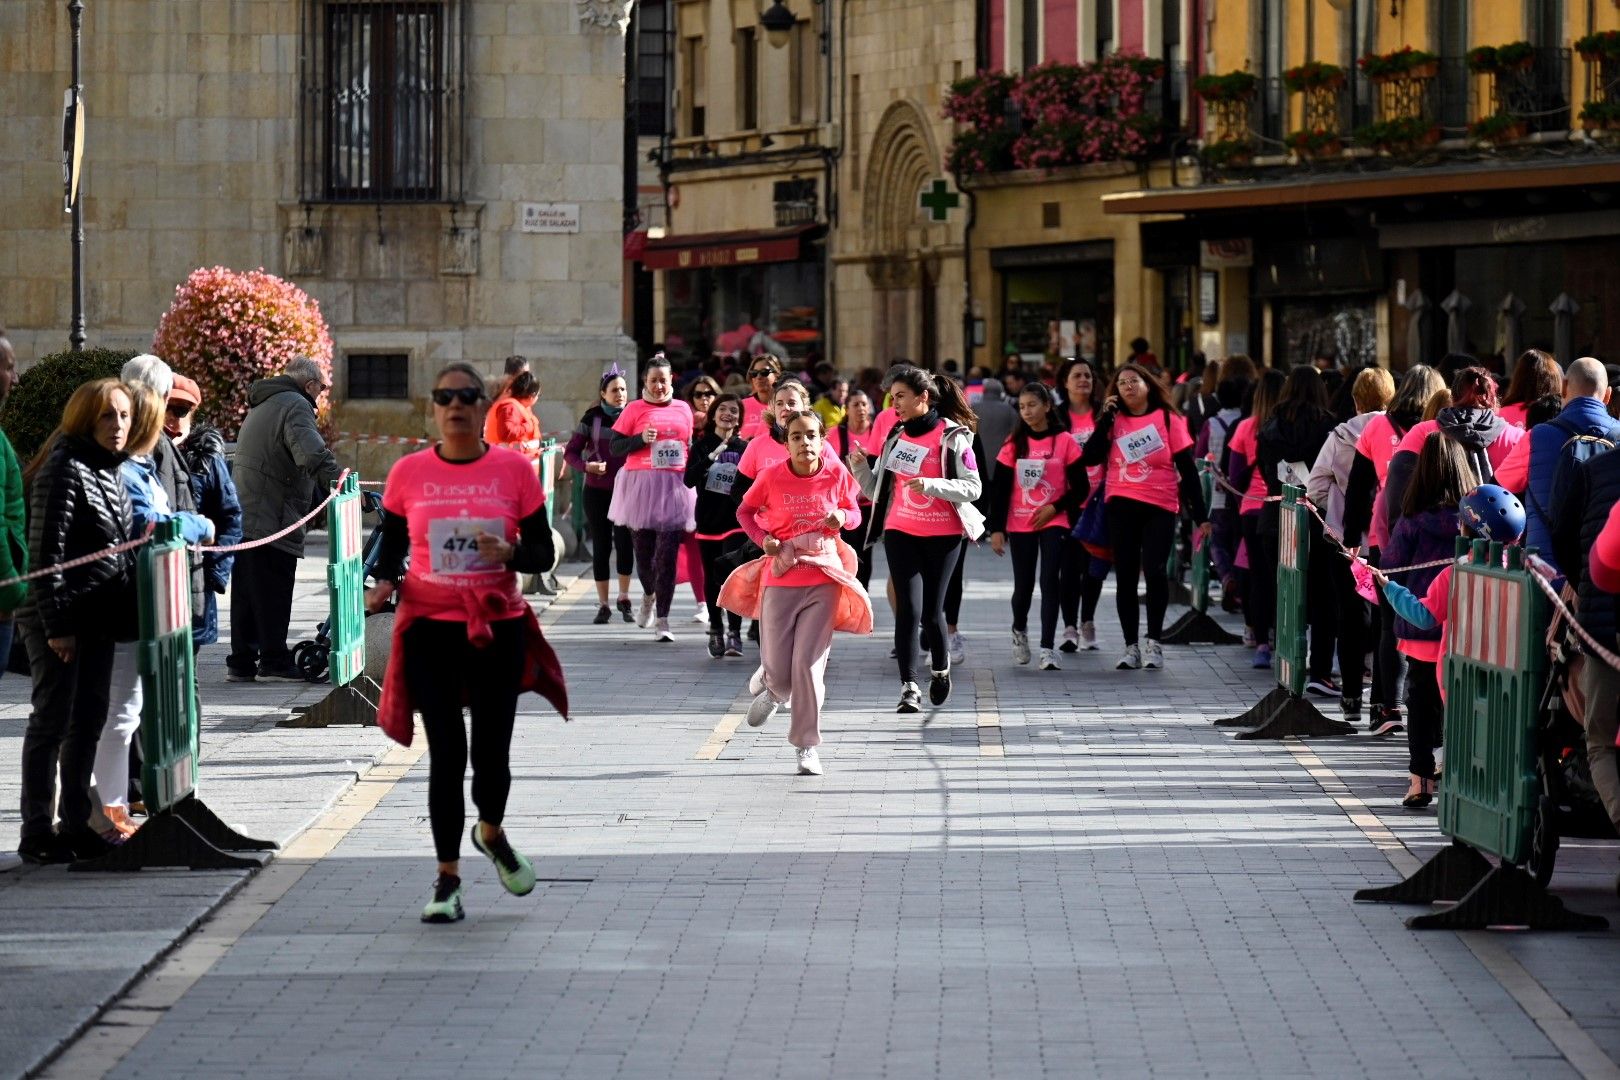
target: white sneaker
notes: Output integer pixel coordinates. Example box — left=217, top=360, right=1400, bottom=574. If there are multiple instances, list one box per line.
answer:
left=638, top=595, right=657, bottom=628
left=654, top=618, right=675, bottom=642
left=1060, top=625, right=1080, bottom=653
left=1080, top=622, right=1099, bottom=651
left=749, top=666, right=766, bottom=696
left=1011, top=630, right=1031, bottom=665
left=949, top=632, right=966, bottom=666
left=796, top=747, right=823, bottom=775
left=1116, top=644, right=1142, bottom=670
left=1039, top=648, right=1060, bottom=671
left=746, top=690, right=779, bottom=728
left=1142, top=639, right=1163, bottom=669
left=691, top=604, right=709, bottom=624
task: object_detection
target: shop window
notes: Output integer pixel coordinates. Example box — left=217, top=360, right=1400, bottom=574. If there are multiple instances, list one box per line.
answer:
left=736, top=28, right=759, bottom=130
left=347, top=353, right=410, bottom=400
left=300, top=1, right=466, bottom=203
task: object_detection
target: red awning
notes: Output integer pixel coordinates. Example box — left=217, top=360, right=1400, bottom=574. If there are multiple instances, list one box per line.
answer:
left=639, top=224, right=820, bottom=271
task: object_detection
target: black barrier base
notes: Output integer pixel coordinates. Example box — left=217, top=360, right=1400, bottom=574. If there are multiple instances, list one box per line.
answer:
left=1168, top=580, right=1192, bottom=608
left=1407, top=863, right=1610, bottom=931
left=280, top=676, right=381, bottom=728
left=69, top=803, right=271, bottom=872
left=1161, top=609, right=1243, bottom=646
left=1354, top=840, right=1493, bottom=904
left=1215, top=686, right=1291, bottom=727
left=173, top=795, right=278, bottom=852
left=1235, top=693, right=1358, bottom=739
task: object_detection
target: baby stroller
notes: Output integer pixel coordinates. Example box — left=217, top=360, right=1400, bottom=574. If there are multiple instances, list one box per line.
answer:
left=291, top=490, right=396, bottom=682
left=1525, top=610, right=1619, bottom=887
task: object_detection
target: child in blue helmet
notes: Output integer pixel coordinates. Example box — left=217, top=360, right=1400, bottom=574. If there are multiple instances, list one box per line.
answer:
left=1371, top=483, right=1527, bottom=808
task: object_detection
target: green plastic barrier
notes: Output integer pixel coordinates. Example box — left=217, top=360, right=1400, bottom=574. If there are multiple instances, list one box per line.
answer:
left=1439, top=538, right=1546, bottom=865
left=1188, top=462, right=1216, bottom=615
left=137, top=519, right=199, bottom=812
left=537, top=438, right=561, bottom=528
left=1273, top=483, right=1310, bottom=697
left=326, top=472, right=366, bottom=687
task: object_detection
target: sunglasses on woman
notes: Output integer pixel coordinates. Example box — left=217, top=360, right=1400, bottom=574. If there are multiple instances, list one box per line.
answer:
left=693, top=389, right=716, bottom=399
left=431, top=387, right=483, bottom=407
left=749, top=369, right=774, bottom=379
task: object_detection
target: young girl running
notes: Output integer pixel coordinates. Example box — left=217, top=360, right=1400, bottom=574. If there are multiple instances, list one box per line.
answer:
left=1055, top=357, right=1109, bottom=652
left=848, top=366, right=983, bottom=713
left=684, top=393, right=748, bottom=658
left=988, top=384, right=1089, bottom=670
left=1079, top=364, right=1210, bottom=671
left=608, top=356, right=697, bottom=642
left=726, top=411, right=869, bottom=775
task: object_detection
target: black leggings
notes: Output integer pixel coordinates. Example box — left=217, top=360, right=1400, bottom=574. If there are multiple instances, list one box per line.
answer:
left=1010, top=529, right=1065, bottom=649
left=1106, top=497, right=1176, bottom=646
left=403, top=616, right=525, bottom=865
left=944, top=539, right=968, bottom=626
left=1058, top=536, right=1107, bottom=628
left=884, top=532, right=963, bottom=682
left=583, top=485, right=633, bottom=585
left=1242, top=513, right=1274, bottom=642
left=1327, top=555, right=1370, bottom=695
left=1405, top=658, right=1443, bottom=778
left=698, top=536, right=745, bottom=635
left=842, top=521, right=874, bottom=590
left=632, top=529, right=684, bottom=618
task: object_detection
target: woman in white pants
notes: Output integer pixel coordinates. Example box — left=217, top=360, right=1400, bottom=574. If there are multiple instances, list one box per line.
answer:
left=93, top=386, right=213, bottom=837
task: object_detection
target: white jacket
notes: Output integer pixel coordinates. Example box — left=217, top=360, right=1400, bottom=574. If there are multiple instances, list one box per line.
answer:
left=1306, top=411, right=1378, bottom=538
left=850, top=419, right=985, bottom=544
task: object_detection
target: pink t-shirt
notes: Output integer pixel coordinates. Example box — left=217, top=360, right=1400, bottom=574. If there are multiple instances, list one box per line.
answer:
left=1592, top=500, right=1620, bottom=594
left=738, top=433, right=788, bottom=479
left=870, top=407, right=900, bottom=447
left=1225, top=417, right=1267, bottom=515
left=1396, top=564, right=1453, bottom=667
left=740, top=395, right=771, bottom=440
left=382, top=447, right=544, bottom=618
left=996, top=431, right=1081, bottom=532
left=612, top=398, right=694, bottom=472
left=1499, top=402, right=1530, bottom=429
left=1067, top=411, right=1103, bottom=491
left=1394, top=418, right=1524, bottom=474
left=1354, top=412, right=1405, bottom=548
left=1104, top=410, right=1193, bottom=515
left=834, top=425, right=884, bottom=504
left=882, top=422, right=962, bottom=537
left=740, top=458, right=863, bottom=587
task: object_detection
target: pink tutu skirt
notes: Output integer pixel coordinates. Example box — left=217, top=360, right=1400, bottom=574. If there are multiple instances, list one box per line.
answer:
left=608, top=469, right=696, bottom=532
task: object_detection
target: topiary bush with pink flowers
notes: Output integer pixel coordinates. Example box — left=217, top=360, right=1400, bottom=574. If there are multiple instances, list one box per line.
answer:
left=152, top=267, right=333, bottom=440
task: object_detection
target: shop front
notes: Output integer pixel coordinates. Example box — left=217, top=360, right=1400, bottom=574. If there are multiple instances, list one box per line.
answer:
left=992, top=241, right=1115, bottom=368
left=643, top=224, right=826, bottom=362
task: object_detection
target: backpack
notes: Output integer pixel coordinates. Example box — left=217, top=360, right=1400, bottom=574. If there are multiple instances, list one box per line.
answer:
left=1532, top=415, right=1620, bottom=523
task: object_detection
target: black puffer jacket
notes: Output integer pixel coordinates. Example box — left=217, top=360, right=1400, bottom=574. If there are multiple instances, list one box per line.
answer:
left=1551, top=448, right=1620, bottom=651
left=153, top=432, right=204, bottom=615
left=19, top=435, right=135, bottom=640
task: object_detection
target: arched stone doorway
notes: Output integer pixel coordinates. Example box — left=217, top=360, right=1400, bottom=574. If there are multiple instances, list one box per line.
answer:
left=862, top=101, right=943, bottom=368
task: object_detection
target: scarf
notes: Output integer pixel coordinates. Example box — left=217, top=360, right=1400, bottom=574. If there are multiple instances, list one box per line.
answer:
left=643, top=389, right=674, bottom=406
left=599, top=401, right=624, bottom=421
left=900, top=409, right=941, bottom=437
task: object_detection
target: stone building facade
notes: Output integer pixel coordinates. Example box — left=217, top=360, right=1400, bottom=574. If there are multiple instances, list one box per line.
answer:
left=0, top=0, right=635, bottom=478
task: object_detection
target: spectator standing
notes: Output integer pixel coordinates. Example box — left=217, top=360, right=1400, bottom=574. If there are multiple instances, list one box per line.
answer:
left=0, top=332, right=26, bottom=675
left=1498, top=349, right=1563, bottom=429
left=564, top=366, right=636, bottom=623
left=973, top=378, right=1019, bottom=482
left=169, top=375, right=242, bottom=650
left=124, top=355, right=205, bottom=622
left=812, top=378, right=849, bottom=429
left=484, top=368, right=542, bottom=467
left=227, top=357, right=341, bottom=682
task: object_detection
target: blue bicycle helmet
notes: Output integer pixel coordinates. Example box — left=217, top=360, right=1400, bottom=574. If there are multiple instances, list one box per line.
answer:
left=1459, top=484, right=1526, bottom=543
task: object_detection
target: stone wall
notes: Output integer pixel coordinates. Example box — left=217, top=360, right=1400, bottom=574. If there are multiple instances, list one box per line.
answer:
left=0, top=0, right=635, bottom=477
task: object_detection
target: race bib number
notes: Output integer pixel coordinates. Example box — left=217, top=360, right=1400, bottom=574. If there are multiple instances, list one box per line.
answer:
left=651, top=439, right=687, bottom=470
left=427, top=517, right=504, bottom=575
left=1117, top=424, right=1165, bottom=465
left=705, top=462, right=738, bottom=494
left=885, top=438, right=927, bottom=476
left=1017, top=458, right=1046, bottom=491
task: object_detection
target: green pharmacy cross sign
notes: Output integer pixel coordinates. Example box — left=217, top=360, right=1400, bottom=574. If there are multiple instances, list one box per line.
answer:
left=918, top=179, right=960, bottom=223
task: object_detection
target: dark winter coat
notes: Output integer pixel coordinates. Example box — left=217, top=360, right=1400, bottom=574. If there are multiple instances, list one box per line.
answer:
left=232, top=376, right=340, bottom=557
left=1519, top=397, right=1620, bottom=565
left=563, top=404, right=630, bottom=492
left=1550, top=448, right=1620, bottom=652
left=1382, top=507, right=1459, bottom=643
left=683, top=433, right=748, bottom=537
left=184, top=424, right=244, bottom=646
left=1257, top=406, right=1336, bottom=536
left=153, top=432, right=205, bottom=615
left=18, top=435, right=135, bottom=641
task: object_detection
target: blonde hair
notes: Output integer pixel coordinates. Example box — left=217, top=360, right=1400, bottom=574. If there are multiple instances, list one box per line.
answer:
left=1422, top=388, right=1453, bottom=421
left=1351, top=368, right=1396, bottom=415
left=25, top=378, right=132, bottom=484
left=126, top=384, right=166, bottom=456
left=773, top=381, right=811, bottom=405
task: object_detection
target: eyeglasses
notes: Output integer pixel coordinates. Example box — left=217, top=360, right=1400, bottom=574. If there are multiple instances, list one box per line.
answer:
left=432, top=387, right=483, bottom=407
left=166, top=403, right=195, bottom=419
left=748, top=369, right=774, bottom=379
left=693, top=390, right=716, bottom=400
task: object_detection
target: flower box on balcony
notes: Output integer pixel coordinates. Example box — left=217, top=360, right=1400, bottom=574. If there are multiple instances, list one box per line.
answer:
left=1282, top=62, right=1345, bottom=93
left=1467, top=112, right=1528, bottom=143
left=1358, top=47, right=1440, bottom=83
left=1193, top=71, right=1258, bottom=102
left=1467, top=43, right=1535, bottom=74
left=1576, top=31, right=1620, bottom=62
left=1580, top=100, right=1620, bottom=131
left=1355, top=116, right=1442, bottom=153
left=1201, top=138, right=1254, bottom=167
left=1285, top=128, right=1343, bottom=159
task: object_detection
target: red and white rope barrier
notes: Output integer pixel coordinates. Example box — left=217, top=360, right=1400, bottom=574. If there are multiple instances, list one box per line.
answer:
left=335, top=431, right=433, bottom=446
left=193, top=469, right=352, bottom=555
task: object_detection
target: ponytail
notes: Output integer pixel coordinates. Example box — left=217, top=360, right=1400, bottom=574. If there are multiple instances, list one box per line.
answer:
left=932, top=373, right=979, bottom=433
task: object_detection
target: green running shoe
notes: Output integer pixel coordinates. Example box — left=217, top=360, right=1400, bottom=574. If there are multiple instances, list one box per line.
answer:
left=421, top=874, right=464, bottom=924
left=471, top=824, right=536, bottom=896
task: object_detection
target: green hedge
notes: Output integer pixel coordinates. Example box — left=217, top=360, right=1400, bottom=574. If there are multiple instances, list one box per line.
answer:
left=3, top=347, right=138, bottom=464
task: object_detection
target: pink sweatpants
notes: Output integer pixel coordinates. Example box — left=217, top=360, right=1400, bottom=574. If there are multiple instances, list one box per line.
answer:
left=759, top=583, right=838, bottom=748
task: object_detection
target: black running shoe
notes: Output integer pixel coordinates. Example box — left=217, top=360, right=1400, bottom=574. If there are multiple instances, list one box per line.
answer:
left=17, top=831, right=73, bottom=865
left=593, top=604, right=612, bottom=625
left=421, top=874, right=465, bottom=923
left=928, top=669, right=951, bottom=706
left=747, top=621, right=760, bottom=643
left=707, top=631, right=725, bottom=658
left=58, top=826, right=115, bottom=862
left=617, top=597, right=634, bottom=623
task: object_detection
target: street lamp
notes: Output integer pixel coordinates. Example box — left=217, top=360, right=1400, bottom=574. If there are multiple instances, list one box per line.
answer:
left=65, top=0, right=86, bottom=351
left=759, top=0, right=795, bottom=49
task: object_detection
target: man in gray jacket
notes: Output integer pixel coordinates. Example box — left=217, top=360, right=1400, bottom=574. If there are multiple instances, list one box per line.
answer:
left=226, top=357, right=340, bottom=682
